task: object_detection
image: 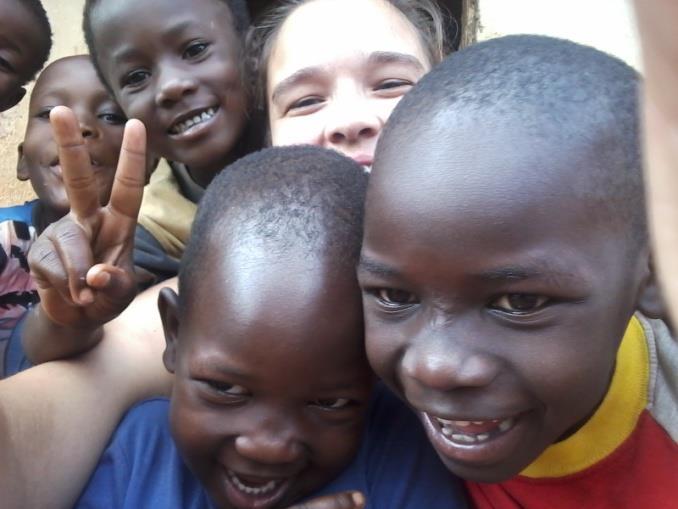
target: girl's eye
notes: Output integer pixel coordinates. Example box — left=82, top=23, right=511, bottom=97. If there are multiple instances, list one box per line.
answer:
left=123, top=69, right=150, bottom=87
left=205, top=381, right=249, bottom=397
left=99, top=112, right=126, bottom=125
left=288, top=96, right=323, bottom=113
left=375, top=288, right=419, bottom=308
left=184, top=42, right=209, bottom=59
left=375, top=79, right=411, bottom=91
left=490, top=294, right=549, bottom=314
left=311, top=398, right=353, bottom=410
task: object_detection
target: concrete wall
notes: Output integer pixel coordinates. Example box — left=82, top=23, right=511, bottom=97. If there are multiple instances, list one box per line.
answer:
left=0, top=0, right=640, bottom=206
left=0, top=0, right=86, bottom=206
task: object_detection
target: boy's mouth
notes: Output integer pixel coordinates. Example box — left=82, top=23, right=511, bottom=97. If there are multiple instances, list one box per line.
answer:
left=421, top=410, right=527, bottom=467
left=168, top=106, right=219, bottom=137
left=224, top=469, right=291, bottom=509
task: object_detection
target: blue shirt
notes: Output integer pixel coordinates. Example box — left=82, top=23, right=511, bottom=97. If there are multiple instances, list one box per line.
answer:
left=76, top=385, right=467, bottom=508
left=0, top=200, right=38, bottom=225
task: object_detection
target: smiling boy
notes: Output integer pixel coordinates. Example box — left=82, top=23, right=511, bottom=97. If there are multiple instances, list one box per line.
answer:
left=82, top=0, right=255, bottom=285
left=359, top=35, right=678, bottom=507
left=74, top=146, right=465, bottom=509
left=0, top=55, right=126, bottom=377
left=0, top=0, right=51, bottom=111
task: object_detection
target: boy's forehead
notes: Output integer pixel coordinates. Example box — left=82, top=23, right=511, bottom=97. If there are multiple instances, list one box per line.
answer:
left=30, top=57, right=104, bottom=102
left=373, top=112, right=585, bottom=221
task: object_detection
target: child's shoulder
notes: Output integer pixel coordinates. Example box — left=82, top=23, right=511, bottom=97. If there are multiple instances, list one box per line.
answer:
left=0, top=200, right=38, bottom=225
left=75, top=397, right=212, bottom=509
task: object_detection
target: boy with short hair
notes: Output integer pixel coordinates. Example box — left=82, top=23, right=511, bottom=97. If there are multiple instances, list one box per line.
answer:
left=75, top=145, right=467, bottom=509
left=0, top=0, right=51, bottom=111
left=359, top=34, right=677, bottom=508
left=82, top=0, right=257, bottom=285
left=0, top=55, right=126, bottom=377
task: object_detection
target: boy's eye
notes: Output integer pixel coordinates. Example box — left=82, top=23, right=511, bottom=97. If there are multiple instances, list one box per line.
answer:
left=490, top=293, right=549, bottom=314
left=36, top=107, right=53, bottom=119
left=311, top=398, right=354, bottom=410
left=0, top=56, right=15, bottom=73
left=205, top=381, right=249, bottom=397
left=183, top=42, right=209, bottom=59
left=123, top=69, right=150, bottom=87
left=99, top=112, right=126, bottom=125
left=375, top=288, right=419, bottom=309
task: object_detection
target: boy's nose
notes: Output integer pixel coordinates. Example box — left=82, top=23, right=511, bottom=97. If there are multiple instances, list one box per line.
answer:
left=234, top=431, right=304, bottom=466
left=155, top=73, right=198, bottom=107
left=401, top=328, right=501, bottom=393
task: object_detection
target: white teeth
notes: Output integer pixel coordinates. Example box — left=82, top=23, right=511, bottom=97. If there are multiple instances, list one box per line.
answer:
left=171, top=107, right=217, bottom=135
left=499, top=417, right=514, bottom=432
left=476, top=433, right=490, bottom=442
left=228, top=471, right=279, bottom=496
left=451, top=433, right=477, bottom=443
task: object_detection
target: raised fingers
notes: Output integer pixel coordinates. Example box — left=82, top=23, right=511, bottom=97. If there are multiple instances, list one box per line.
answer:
left=108, top=119, right=147, bottom=222
left=50, top=106, right=99, bottom=219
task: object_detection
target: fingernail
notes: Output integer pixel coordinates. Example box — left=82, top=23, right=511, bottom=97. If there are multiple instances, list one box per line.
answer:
left=79, top=288, right=94, bottom=304
left=96, top=271, right=111, bottom=287
left=352, top=492, right=365, bottom=506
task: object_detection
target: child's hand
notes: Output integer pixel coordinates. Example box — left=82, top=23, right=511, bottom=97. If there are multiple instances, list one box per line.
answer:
left=28, top=106, right=147, bottom=329
left=286, top=492, right=365, bottom=509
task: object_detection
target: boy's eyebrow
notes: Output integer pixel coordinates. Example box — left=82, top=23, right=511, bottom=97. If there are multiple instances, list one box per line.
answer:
left=270, top=51, right=424, bottom=104
left=357, top=255, right=401, bottom=279
left=190, top=357, right=252, bottom=381
left=0, top=35, right=21, bottom=54
left=111, top=20, right=195, bottom=63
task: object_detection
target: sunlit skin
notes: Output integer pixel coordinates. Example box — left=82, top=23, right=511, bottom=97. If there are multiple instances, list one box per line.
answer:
left=358, top=113, right=659, bottom=483
left=0, top=0, right=48, bottom=111
left=18, top=56, right=126, bottom=231
left=160, top=238, right=373, bottom=509
left=267, top=0, right=431, bottom=166
left=90, top=0, right=247, bottom=187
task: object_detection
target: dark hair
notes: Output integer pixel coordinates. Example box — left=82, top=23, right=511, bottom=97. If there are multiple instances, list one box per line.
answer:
left=179, top=145, right=369, bottom=309
left=17, top=0, right=52, bottom=80
left=82, top=0, right=250, bottom=92
left=245, top=0, right=450, bottom=114
left=379, top=34, right=646, bottom=249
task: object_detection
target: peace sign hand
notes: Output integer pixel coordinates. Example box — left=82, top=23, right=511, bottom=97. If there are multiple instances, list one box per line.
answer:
left=28, top=106, right=146, bottom=331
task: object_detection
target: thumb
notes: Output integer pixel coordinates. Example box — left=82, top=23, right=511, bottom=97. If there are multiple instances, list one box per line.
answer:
left=86, top=264, right=135, bottom=301
left=287, top=492, right=365, bottom=509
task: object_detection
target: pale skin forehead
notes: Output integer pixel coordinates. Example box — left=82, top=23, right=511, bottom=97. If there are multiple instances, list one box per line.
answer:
left=267, top=0, right=431, bottom=96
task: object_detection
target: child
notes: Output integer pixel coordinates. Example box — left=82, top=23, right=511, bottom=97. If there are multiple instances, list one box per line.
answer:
left=83, top=0, right=256, bottom=285
left=0, top=55, right=126, bottom=377
left=0, top=0, right=51, bottom=112
left=359, top=35, right=677, bottom=507
left=75, top=145, right=467, bottom=509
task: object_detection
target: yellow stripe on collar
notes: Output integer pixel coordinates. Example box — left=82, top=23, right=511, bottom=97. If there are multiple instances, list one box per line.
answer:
left=521, top=316, right=649, bottom=478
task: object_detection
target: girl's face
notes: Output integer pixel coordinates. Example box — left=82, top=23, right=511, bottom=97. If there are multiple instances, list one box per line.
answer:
left=267, top=0, right=431, bottom=169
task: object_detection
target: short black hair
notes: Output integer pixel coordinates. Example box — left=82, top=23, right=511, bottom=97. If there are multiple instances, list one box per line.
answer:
left=379, top=34, right=646, bottom=249
left=179, top=145, right=368, bottom=310
left=82, top=0, right=250, bottom=92
left=17, top=0, right=52, bottom=80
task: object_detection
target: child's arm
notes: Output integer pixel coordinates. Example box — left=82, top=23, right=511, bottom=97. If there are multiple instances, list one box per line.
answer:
left=0, top=304, right=171, bottom=509
left=634, top=0, right=678, bottom=324
left=22, top=106, right=144, bottom=363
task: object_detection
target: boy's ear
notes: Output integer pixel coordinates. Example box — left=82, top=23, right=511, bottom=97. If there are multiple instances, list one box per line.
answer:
left=158, top=287, right=181, bottom=374
left=636, top=252, right=665, bottom=319
left=0, top=86, right=26, bottom=112
left=16, top=143, right=29, bottom=181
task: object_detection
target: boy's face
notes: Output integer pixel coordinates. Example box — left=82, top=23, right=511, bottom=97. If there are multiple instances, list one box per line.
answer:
left=358, top=116, right=652, bottom=482
left=20, top=56, right=125, bottom=216
left=0, top=0, right=48, bottom=111
left=161, top=243, right=373, bottom=509
left=91, top=0, right=247, bottom=186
